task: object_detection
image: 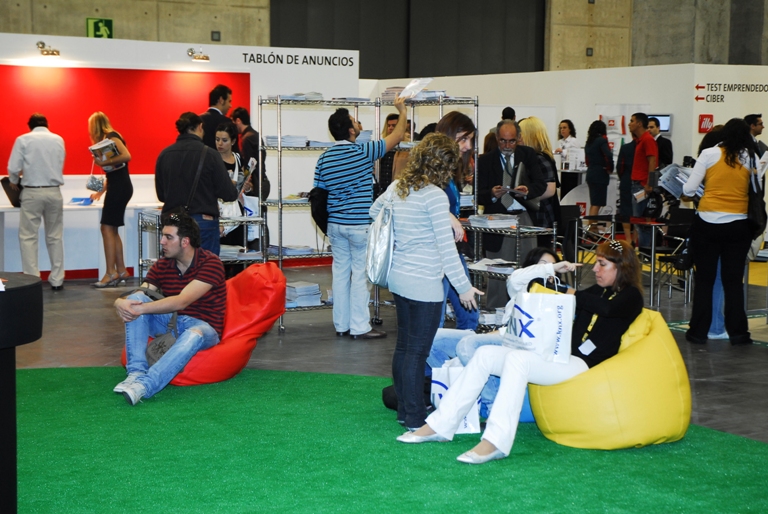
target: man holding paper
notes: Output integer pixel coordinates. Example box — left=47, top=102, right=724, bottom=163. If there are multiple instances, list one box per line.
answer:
left=477, top=120, right=547, bottom=308
left=313, top=95, right=407, bottom=339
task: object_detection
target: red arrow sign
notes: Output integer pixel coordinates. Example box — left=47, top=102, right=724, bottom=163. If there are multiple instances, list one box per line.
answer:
left=695, top=96, right=705, bottom=101
left=695, top=84, right=705, bottom=90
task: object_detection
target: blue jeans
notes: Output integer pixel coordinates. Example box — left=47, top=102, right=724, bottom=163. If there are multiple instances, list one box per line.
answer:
left=630, top=183, right=651, bottom=247
left=191, top=214, right=221, bottom=256
left=328, top=223, right=372, bottom=335
left=710, top=259, right=726, bottom=335
left=124, top=293, right=220, bottom=397
left=439, top=253, right=479, bottom=330
left=392, top=293, right=443, bottom=429
left=427, top=328, right=503, bottom=418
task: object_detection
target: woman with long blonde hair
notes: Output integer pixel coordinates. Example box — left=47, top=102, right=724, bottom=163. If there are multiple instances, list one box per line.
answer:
left=88, top=111, right=133, bottom=287
left=519, top=116, right=561, bottom=246
left=370, top=133, right=483, bottom=431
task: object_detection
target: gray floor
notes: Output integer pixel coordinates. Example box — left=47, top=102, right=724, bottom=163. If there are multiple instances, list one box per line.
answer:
left=15, top=264, right=768, bottom=444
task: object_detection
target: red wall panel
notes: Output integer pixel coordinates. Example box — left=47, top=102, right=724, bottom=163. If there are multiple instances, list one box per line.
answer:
left=0, top=65, right=250, bottom=175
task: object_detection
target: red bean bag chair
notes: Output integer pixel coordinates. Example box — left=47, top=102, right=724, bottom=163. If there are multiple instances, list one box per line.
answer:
left=121, top=262, right=286, bottom=386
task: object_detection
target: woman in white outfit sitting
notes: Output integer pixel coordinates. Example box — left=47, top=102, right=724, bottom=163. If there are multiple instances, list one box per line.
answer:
left=398, top=240, right=643, bottom=464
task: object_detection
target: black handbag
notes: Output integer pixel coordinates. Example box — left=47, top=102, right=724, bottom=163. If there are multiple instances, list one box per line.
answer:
left=747, top=171, right=767, bottom=240
left=308, top=187, right=329, bottom=235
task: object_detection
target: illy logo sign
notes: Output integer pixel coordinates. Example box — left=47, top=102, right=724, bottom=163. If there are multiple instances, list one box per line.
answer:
left=699, top=114, right=714, bottom=133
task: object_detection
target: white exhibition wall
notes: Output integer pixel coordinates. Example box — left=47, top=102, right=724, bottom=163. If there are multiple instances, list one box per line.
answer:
left=370, top=63, right=768, bottom=161
left=3, top=31, right=768, bottom=275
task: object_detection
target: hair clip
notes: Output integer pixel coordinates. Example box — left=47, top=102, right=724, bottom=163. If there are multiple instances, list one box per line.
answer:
left=609, top=240, right=623, bottom=253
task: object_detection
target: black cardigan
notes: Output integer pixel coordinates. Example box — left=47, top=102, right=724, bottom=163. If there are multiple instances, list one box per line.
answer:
left=571, top=285, right=643, bottom=368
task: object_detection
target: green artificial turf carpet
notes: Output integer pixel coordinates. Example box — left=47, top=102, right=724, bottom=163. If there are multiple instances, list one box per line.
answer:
left=17, top=368, right=768, bottom=513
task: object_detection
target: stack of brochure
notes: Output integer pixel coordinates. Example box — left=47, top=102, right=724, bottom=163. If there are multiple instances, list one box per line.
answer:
left=411, top=90, right=445, bottom=101
left=459, top=193, right=474, bottom=208
left=468, top=214, right=518, bottom=229
left=265, top=135, right=308, bottom=147
left=286, top=281, right=322, bottom=307
left=468, top=258, right=516, bottom=273
left=382, top=87, right=405, bottom=102
left=268, top=245, right=315, bottom=256
left=659, top=164, right=702, bottom=199
left=269, top=92, right=323, bottom=101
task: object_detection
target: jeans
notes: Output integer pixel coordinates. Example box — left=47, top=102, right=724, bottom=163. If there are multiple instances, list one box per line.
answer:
left=124, top=293, right=220, bottom=397
left=439, top=253, right=479, bottom=330
left=426, top=346, right=588, bottom=455
left=392, top=293, right=443, bottom=429
left=630, top=182, right=651, bottom=247
left=427, top=328, right=503, bottom=417
left=709, top=259, right=726, bottom=336
left=688, top=217, right=752, bottom=343
left=328, top=223, right=372, bottom=335
left=191, top=214, right=221, bottom=256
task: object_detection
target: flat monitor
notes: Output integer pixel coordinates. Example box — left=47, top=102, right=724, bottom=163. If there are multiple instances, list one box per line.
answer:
left=648, top=114, right=672, bottom=133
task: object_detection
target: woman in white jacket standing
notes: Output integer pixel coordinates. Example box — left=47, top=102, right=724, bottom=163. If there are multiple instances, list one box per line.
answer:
left=370, top=133, right=483, bottom=431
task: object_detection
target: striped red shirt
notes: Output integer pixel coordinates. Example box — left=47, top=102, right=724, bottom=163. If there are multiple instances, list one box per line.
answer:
left=145, top=248, right=227, bottom=336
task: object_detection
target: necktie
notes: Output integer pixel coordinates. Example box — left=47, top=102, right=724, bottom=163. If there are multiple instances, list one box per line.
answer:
left=501, top=155, right=514, bottom=210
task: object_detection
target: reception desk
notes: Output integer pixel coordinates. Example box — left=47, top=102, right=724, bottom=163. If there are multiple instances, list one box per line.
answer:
left=0, top=176, right=159, bottom=279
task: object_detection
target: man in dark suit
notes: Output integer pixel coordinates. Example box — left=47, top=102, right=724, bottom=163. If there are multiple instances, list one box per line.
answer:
left=648, top=117, right=673, bottom=168
left=745, top=113, right=768, bottom=156
left=477, top=120, right=547, bottom=308
left=200, top=84, right=232, bottom=149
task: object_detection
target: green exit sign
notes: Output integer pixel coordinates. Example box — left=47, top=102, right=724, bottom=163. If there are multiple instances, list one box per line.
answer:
left=87, top=18, right=113, bottom=38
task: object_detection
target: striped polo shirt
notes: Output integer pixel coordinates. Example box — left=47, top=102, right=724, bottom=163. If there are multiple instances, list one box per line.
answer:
left=313, top=139, right=386, bottom=225
left=145, top=248, right=227, bottom=337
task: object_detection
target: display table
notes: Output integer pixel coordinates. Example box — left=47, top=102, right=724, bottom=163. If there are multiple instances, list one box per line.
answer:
left=0, top=273, right=43, bottom=513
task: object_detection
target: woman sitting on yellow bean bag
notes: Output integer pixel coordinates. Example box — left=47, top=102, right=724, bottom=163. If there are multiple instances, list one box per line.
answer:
left=398, top=240, right=644, bottom=464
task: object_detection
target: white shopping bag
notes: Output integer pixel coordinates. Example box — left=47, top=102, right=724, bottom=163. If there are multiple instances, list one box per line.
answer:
left=430, top=359, right=481, bottom=434
left=242, top=196, right=260, bottom=242
left=503, top=292, right=575, bottom=364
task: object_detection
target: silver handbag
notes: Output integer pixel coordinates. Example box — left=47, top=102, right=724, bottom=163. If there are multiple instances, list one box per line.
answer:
left=86, top=161, right=104, bottom=192
left=366, top=184, right=396, bottom=288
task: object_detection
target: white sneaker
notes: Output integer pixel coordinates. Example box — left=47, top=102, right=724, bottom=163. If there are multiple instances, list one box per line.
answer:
left=122, top=382, right=146, bottom=406
left=113, top=372, right=143, bottom=394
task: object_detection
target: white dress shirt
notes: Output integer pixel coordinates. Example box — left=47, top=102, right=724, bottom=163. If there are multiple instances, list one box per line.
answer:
left=7, top=127, right=66, bottom=187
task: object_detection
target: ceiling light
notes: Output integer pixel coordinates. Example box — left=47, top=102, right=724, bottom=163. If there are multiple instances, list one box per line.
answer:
left=36, top=41, right=60, bottom=56
left=187, top=48, right=209, bottom=62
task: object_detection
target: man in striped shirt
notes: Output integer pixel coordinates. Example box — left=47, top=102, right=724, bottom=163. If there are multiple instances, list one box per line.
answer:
left=313, top=96, right=407, bottom=339
left=113, top=212, right=227, bottom=405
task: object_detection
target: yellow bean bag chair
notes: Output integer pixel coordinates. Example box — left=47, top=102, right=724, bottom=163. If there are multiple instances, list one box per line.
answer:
left=529, top=309, right=691, bottom=449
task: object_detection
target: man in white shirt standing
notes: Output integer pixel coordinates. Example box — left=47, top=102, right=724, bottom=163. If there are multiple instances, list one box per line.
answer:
left=7, top=113, right=66, bottom=290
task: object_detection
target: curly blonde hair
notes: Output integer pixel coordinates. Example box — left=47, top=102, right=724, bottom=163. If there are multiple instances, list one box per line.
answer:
left=395, top=133, right=460, bottom=199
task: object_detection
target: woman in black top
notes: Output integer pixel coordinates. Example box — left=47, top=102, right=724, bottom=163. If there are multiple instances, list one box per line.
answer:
left=584, top=120, right=614, bottom=234
left=88, top=112, right=134, bottom=288
left=399, top=240, right=643, bottom=464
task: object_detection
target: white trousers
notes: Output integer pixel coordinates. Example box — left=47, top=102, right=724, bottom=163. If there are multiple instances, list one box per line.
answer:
left=426, top=345, right=588, bottom=455
left=18, top=187, right=65, bottom=286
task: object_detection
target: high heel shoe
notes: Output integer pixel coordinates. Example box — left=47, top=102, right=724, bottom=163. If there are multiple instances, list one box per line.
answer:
left=92, top=273, right=119, bottom=288
left=117, top=270, right=131, bottom=285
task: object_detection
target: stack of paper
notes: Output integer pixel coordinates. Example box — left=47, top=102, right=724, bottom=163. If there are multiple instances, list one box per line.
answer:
left=382, top=87, right=405, bottom=102
left=468, top=258, right=516, bottom=273
left=265, top=135, right=308, bottom=147
left=308, top=141, right=334, bottom=148
left=268, top=245, right=315, bottom=256
left=286, top=281, right=322, bottom=307
left=478, top=311, right=498, bottom=326
left=659, top=164, right=701, bottom=199
left=269, top=92, right=324, bottom=101
left=468, top=214, right=518, bottom=229
left=331, top=97, right=371, bottom=103
left=459, top=193, right=474, bottom=208
left=412, top=90, right=446, bottom=101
